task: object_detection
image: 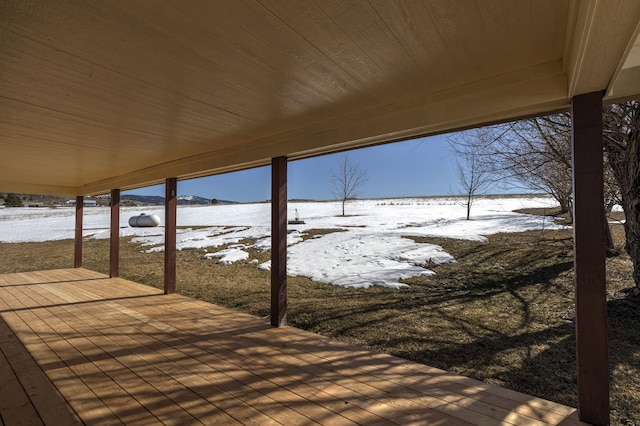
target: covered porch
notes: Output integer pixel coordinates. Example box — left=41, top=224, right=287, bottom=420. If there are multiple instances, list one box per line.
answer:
left=3, top=1, right=640, bottom=424
left=0, top=269, right=584, bottom=425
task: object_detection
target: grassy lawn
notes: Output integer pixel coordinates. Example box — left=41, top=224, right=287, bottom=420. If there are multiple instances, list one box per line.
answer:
left=1, top=224, right=638, bottom=425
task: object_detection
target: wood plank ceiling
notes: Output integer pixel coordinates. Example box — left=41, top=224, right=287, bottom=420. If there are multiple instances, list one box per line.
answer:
left=2, top=0, right=640, bottom=196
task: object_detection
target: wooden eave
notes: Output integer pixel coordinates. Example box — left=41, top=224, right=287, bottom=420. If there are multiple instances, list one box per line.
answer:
left=2, top=0, right=640, bottom=196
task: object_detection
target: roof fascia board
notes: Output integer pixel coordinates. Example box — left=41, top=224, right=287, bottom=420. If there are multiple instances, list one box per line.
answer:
left=564, top=0, right=598, bottom=97
left=606, top=27, right=640, bottom=99
left=566, top=0, right=640, bottom=97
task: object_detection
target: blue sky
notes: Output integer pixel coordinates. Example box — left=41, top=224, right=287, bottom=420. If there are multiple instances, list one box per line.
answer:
left=124, top=134, right=510, bottom=202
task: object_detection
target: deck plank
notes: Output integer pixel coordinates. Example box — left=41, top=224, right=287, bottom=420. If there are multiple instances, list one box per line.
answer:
left=0, top=314, right=82, bottom=425
left=0, top=269, right=585, bottom=425
left=0, top=336, right=44, bottom=426
left=125, top=298, right=476, bottom=425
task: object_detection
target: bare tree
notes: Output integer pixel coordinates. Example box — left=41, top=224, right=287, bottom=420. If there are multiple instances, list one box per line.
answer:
left=451, top=113, right=620, bottom=254
left=331, top=154, right=368, bottom=216
left=458, top=116, right=575, bottom=215
left=450, top=135, right=494, bottom=219
left=603, top=100, right=640, bottom=289
left=528, top=114, right=620, bottom=254
left=452, top=103, right=640, bottom=288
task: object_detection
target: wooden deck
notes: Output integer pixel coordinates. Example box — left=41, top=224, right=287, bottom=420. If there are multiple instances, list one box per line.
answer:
left=0, top=269, right=585, bottom=425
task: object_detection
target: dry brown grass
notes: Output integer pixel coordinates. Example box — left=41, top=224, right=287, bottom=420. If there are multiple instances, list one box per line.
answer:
left=1, top=224, right=639, bottom=425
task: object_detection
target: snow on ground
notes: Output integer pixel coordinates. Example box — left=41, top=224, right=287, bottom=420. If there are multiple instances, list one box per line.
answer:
left=0, top=196, right=565, bottom=289
left=202, top=245, right=249, bottom=264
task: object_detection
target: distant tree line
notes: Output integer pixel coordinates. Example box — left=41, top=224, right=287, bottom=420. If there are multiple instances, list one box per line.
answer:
left=1, top=193, right=23, bottom=207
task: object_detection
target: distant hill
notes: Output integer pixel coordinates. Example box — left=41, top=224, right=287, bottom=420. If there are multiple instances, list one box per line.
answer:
left=177, top=195, right=212, bottom=205
left=120, top=195, right=163, bottom=206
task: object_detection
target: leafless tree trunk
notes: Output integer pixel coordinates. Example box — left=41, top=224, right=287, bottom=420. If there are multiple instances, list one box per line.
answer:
left=331, top=154, right=368, bottom=216
left=603, top=101, right=640, bottom=287
left=604, top=161, right=622, bottom=257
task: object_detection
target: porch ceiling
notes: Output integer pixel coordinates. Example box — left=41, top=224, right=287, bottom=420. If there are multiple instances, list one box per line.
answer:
left=2, top=0, right=640, bottom=196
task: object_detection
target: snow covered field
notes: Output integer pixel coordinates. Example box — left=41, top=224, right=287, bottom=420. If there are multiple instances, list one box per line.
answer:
left=0, top=196, right=565, bottom=289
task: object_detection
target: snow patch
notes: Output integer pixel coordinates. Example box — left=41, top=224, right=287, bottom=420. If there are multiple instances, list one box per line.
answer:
left=286, top=231, right=454, bottom=289
left=258, top=261, right=271, bottom=271
left=202, top=247, right=249, bottom=264
left=0, top=196, right=565, bottom=289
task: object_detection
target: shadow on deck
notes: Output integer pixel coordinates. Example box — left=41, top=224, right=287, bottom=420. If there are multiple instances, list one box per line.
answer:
left=0, top=269, right=585, bottom=425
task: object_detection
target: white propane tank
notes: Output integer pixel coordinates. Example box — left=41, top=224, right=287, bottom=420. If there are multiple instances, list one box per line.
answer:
left=128, top=213, right=161, bottom=227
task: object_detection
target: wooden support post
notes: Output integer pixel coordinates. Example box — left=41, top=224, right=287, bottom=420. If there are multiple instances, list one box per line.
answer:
left=164, top=178, right=177, bottom=294
left=110, top=189, right=120, bottom=278
left=74, top=195, right=83, bottom=268
left=571, top=91, right=609, bottom=425
left=271, top=156, right=287, bottom=327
